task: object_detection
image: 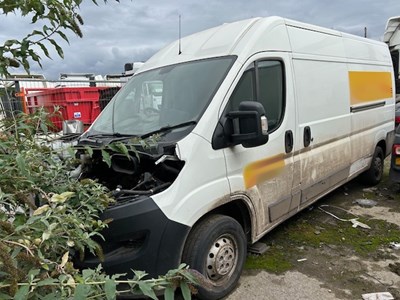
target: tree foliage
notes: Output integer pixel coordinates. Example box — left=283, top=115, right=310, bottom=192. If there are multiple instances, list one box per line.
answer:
left=0, top=0, right=121, bottom=77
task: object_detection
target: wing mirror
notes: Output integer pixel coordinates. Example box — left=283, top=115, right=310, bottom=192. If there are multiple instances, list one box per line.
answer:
left=227, top=101, right=269, bottom=148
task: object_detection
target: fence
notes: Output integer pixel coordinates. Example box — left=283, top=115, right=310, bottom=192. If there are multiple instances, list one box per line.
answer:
left=0, top=78, right=126, bottom=131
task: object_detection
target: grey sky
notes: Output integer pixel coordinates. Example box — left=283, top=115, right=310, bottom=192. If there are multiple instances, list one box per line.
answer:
left=2, top=0, right=400, bottom=79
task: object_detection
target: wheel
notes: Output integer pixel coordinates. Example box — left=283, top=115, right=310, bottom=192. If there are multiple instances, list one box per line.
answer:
left=360, top=146, right=384, bottom=186
left=182, top=215, right=247, bottom=300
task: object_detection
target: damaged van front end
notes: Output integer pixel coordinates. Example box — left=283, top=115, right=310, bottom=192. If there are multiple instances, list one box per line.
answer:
left=72, top=56, right=236, bottom=278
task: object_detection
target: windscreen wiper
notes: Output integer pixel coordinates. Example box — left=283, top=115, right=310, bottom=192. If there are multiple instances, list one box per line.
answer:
left=141, top=120, right=197, bottom=139
left=79, top=133, right=138, bottom=144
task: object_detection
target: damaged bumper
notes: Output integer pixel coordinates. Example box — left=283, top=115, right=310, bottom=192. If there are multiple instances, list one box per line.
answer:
left=80, top=196, right=190, bottom=278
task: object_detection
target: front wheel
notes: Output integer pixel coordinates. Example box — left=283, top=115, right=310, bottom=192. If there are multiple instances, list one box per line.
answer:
left=359, top=146, right=384, bottom=186
left=182, top=215, right=247, bottom=300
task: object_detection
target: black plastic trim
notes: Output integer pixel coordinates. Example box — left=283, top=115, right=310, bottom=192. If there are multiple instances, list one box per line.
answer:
left=350, top=101, right=386, bottom=113
left=77, top=197, right=190, bottom=278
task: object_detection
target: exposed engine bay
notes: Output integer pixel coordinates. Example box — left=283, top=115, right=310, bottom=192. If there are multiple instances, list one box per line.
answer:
left=71, top=143, right=184, bottom=203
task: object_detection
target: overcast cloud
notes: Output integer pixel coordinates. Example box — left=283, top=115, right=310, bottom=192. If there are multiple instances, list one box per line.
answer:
left=1, top=0, right=400, bottom=79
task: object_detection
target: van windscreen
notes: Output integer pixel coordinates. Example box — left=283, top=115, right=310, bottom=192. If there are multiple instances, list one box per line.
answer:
left=90, top=56, right=235, bottom=137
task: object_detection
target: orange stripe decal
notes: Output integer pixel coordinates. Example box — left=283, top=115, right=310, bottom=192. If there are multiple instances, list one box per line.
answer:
left=349, top=71, right=392, bottom=105
left=243, top=154, right=285, bottom=189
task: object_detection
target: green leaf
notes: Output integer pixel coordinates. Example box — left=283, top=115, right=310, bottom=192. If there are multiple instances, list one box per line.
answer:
left=138, top=282, right=157, bottom=300
left=133, top=270, right=148, bottom=280
left=101, top=149, right=111, bottom=167
left=36, top=278, right=57, bottom=287
left=28, top=268, right=40, bottom=281
left=14, top=213, right=27, bottom=227
left=104, top=279, right=116, bottom=300
left=115, top=142, right=129, bottom=157
left=0, top=292, right=12, bottom=299
left=164, top=286, right=175, bottom=300
left=37, top=42, right=51, bottom=59
left=30, top=30, right=45, bottom=37
left=57, top=30, right=70, bottom=44
left=14, top=285, right=29, bottom=300
left=4, top=39, right=19, bottom=47
left=84, top=146, right=93, bottom=157
left=48, top=39, right=64, bottom=59
left=180, top=282, right=191, bottom=300
left=82, top=269, right=95, bottom=280
left=40, top=120, right=48, bottom=133
left=42, top=230, right=51, bottom=242
left=74, top=284, right=89, bottom=299
left=41, top=293, right=60, bottom=300
left=16, top=153, right=28, bottom=177
left=66, top=146, right=76, bottom=158
left=43, top=25, right=50, bottom=34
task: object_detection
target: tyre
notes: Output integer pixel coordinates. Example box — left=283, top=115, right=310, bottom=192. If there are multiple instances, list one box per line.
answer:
left=360, top=146, right=384, bottom=186
left=182, top=214, right=247, bottom=300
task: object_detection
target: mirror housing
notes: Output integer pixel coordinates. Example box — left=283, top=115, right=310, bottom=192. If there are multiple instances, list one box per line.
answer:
left=227, top=101, right=269, bottom=148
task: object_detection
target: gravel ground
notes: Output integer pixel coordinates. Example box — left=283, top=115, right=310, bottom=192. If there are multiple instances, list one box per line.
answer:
left=227, top=270, right=342, bottom=300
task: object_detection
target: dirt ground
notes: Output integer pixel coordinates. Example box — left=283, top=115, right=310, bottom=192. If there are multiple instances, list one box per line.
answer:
left=227, top=158, right=400, bottom=300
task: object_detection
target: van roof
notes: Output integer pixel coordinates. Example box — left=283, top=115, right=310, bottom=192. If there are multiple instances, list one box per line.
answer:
left=141, top=17, right=274, bottom=72
left=139, top=16, right=388, bottom=73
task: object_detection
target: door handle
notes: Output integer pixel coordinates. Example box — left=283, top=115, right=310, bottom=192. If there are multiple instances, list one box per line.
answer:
left=304, top=126, right=312, bottom=147
left=285, top=130, right=293, bottom=153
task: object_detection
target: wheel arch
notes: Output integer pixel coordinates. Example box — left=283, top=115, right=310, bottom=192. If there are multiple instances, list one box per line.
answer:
left=185, top=196, right=254, bottom=247
left=377, top=139, right=386, bottom=157
left=208, top=199, right=253, bottom=242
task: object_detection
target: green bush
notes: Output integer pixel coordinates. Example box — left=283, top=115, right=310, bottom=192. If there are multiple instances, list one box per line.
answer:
left=0, top=109, right=198, bottom=299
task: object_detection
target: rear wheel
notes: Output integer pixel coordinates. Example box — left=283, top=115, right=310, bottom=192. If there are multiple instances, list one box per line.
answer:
left=182, top=215, right=247, bottom=300
left=360, top=146, right=384, bottom=186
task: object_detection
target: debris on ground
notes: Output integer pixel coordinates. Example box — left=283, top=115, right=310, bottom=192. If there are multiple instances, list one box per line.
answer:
left=354, top=199, right=378, bottom=208
left=297, top=258, right=307, bottom=262
left=362, top=187, right=378, bottom=193
left=248, top=242, right=269, bottom=255
left=362, top=292, right=394, bottom=300
left=389, top=242, right=400, bottom=250
left=388, top=262, right=400, bottom=276
left=318, top=205, right=371, bottom=229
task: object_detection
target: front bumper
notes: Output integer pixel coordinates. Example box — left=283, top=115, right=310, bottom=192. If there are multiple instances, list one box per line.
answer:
left=79, top=196, right=190, bottom=278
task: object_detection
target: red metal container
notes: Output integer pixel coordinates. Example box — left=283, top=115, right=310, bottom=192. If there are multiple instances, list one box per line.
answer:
left=26, top=87, right=106, bottom=131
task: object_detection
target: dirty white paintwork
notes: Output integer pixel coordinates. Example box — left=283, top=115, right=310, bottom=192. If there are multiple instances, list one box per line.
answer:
left=150, top=17, right=394, bottom=243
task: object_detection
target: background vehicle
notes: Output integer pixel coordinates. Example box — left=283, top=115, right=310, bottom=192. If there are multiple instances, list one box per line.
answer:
left=390, top=125, right=400, bottom=182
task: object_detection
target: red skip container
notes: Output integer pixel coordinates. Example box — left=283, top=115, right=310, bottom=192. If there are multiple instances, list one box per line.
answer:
left=26, top=87, right=107, bottom=131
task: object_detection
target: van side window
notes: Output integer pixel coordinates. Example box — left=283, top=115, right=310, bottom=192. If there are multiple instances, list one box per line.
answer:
left=226, top=60, right=285, bottom=132
left=258, top=61, right=284, bottom=131
left=227, top=64, right=255, bottom=111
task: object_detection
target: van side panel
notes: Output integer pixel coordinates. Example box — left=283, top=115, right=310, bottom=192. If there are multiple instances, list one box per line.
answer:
left=342, top=37, right=395, bottom=176
left=288, top=26, right=352, bottom=205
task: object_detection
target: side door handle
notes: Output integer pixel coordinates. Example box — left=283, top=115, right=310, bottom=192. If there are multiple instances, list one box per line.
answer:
left=304, top=126, right=312, bottom=147
left=285, top=130, right=293, bottom=153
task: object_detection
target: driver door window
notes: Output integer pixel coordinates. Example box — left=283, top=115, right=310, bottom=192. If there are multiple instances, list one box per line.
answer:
left=227, top=60, right=285, bottom=132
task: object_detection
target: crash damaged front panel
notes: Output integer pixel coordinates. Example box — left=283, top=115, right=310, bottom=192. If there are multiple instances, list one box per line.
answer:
left=72, top=141, right=190, bottom=277
left=73, top=141, right=185, bottom=204
left=78, top=196, right=190, bottom=278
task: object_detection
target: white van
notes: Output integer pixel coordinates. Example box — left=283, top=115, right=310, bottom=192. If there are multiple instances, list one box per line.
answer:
left=77, top=17, right=395, bottom=299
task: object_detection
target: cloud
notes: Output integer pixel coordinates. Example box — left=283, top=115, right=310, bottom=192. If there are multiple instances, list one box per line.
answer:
left=2, top=0, right=400, bottom=79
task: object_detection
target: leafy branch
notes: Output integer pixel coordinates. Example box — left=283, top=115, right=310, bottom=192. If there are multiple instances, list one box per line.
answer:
left=0, top=108, right=200, bottom=299
left=0, top=0, right=123, bottom=77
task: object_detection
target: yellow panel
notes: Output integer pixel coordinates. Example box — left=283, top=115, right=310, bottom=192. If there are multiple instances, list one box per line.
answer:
left=396, top=157, right=400, bottom=166
left=349, top=71, right=392, bottom=105
left=243, top=154, right=285, bottom=189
